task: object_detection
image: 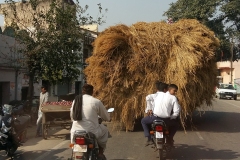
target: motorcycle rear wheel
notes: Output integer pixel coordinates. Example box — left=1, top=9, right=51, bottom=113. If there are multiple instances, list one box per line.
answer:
left=6, top=145, right=18, bottom=157
left=158, top=149, right=166, bottom=160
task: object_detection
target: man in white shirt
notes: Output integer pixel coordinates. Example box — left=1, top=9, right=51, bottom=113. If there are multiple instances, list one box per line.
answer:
left=145, top=81, right=162, bottom=115
left=142, top=82, right=181, bottom=146
left=142, top=82, right=168, bottom=145
left=36, top=86, right=49, bottom=137
left=70, top=84, right=110, bottom=159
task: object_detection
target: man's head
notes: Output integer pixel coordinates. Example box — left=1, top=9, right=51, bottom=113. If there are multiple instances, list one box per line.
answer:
left=82, top=84, right=94, bottom=95
left=155, top=81, right=161, bottom=91
left=156, top=81, right=168, bottom=92
left=168, top=84, right=178, bottom=95
left=41, top=86, right=47, bottom=94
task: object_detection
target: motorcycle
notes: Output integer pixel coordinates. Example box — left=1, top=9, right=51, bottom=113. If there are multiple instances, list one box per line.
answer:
left=0, top=104, right=31, bottom=158
left=69, top=108, right=114, bottom=160
left=150, top=119, right=171, bottom=160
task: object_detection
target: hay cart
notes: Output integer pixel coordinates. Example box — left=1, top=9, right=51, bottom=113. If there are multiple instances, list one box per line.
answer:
left=41, top=104, right=72, bottom=139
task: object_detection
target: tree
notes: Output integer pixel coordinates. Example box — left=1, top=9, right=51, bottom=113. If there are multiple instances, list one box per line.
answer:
left=1, top=0, right=106, bottom=107
left=220, top=0, right=240, bottom=30
left=164, top=0, right=239, bottom=62
left=163, top=0, right=221, bottom=23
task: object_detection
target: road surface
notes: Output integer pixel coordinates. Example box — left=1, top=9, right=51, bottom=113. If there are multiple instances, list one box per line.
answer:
left=1, top=98, right=240, bottom=160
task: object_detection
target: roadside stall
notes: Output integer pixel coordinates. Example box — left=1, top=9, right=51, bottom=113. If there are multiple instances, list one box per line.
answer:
left=41, top=94, right=75, bottom=139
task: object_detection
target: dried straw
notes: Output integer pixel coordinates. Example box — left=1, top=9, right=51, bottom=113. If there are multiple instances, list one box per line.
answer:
left=84, top=19, right=219, bottom=131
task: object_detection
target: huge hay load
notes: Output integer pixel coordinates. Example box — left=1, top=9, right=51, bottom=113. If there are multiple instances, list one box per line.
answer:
left=84, top=19, right=220, bottom=130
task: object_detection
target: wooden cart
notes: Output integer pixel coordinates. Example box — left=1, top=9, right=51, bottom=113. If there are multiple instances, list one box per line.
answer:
left=41, top=105, right=72, bottom=139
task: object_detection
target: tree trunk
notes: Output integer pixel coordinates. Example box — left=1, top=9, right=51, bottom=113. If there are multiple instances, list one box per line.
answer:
left=27, top=73, right=34, bottom=113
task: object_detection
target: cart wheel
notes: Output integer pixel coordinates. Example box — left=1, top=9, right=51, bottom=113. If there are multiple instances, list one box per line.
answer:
left=42, top=124, right=48, bottom=139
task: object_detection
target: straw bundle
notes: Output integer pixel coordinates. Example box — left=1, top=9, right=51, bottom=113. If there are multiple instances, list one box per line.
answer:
left=84, top=19, right=219, bottom=130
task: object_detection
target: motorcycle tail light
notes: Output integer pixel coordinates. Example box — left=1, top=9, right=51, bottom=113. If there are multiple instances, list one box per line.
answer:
left=88, top=144, right=94, bottom=148
left=75, top=137, right=85, bottom=145
left=155, top=125, right=163, bottom=132
left=76, top=155, right=83, bottom=159
left=150, top=131, right=154, bottom=135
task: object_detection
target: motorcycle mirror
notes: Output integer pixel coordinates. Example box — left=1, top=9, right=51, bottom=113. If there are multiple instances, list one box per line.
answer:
left=107, top=108, right=114, bottom=113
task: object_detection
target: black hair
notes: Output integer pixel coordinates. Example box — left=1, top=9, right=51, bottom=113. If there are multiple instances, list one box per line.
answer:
left=168, top=84, right=178, bottom=90
left=82, top=84, right=93, bottom=95
left=156, top=82, right=168, bottom=91
left=155, top=81, right=162, bottom=89
left=41, top=85, right=48, bottom=91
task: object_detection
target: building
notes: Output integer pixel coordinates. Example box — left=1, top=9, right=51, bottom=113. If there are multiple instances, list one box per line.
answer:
left=0, top=30, right=97, bottom=103
left=0, top=0, right=97, bottom=102
left=217, top=61, right=240, bottom=84
left=0, top=34, right=26, bottom=104
left=0, top=0, right=75, bottom=29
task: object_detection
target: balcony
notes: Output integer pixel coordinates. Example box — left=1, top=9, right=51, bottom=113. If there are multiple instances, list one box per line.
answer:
left=217, top=61, right=231, bottom=69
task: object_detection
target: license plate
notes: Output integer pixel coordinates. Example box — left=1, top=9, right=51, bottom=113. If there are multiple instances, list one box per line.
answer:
left=74, top=152, right=83, bottom=159
left=226, top=95, right=232, bottom=98
left=156, top=132, right=163, bottom=138
left=73, top=144, right=87, bottom=152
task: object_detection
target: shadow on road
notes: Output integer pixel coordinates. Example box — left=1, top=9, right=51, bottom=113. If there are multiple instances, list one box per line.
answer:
left=168, top=144, right=240, bottom=160
left=21, top=124, right=70, bottom=147
left=189, top=111, right=240, bottom=133
left=0, top=148, right=67, bottom=160
left=131, top=110, right=240, bottom=133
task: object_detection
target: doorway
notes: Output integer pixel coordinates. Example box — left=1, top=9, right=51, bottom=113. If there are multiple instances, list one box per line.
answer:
left=0, top=82, right=10, bottom=105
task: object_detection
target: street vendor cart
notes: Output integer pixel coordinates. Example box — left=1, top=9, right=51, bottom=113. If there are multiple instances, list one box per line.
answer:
left=41, top=95, right=74, bottom=139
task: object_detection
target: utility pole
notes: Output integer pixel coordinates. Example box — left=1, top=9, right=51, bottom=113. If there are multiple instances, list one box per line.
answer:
left=230, top=36, right=233, bottom=84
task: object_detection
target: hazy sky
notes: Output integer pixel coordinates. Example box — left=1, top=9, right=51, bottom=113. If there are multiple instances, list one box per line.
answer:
left=0, top=0, right=177, bottom=31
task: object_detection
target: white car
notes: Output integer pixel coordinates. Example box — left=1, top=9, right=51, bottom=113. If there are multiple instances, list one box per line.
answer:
left=216, top=83, right=237, bottom=100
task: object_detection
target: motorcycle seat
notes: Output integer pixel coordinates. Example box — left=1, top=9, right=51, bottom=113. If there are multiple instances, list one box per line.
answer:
left=153, top=119, right=165, bottom=124
left=152, top=119, right=166, bottom=128
left=73, top=130, right=96, bottom=139
left=88, top=132, right=96, bottom=139
left=74, top=130, right=87, bottom=136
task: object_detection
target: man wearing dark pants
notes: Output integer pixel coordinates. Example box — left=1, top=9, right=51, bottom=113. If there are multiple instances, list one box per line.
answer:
left=141, top=82, right=180, bottom=146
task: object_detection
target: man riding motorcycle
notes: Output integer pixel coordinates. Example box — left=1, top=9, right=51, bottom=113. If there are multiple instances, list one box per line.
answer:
left=141, top=82, right=181, bottom=146
left=70, top=84, right=110, bottom=160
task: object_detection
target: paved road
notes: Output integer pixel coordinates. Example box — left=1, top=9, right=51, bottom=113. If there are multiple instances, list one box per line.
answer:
left=1, top=98, right=240, bottom=160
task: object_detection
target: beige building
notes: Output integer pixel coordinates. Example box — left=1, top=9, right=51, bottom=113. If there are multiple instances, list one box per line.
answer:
left=217, top=61, right=240, bottom=84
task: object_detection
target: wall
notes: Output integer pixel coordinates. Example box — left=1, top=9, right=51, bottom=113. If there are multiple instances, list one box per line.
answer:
left=0, top=69, right=19, bottom=101
left=217, top=61, right=240, bottom=84
left=233, top=61, right=240, bottom=79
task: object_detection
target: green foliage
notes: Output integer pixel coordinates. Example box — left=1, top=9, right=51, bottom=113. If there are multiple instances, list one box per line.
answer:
left=164, top=0, right=220, bottom=22
left=3, top=0, right=106, bottom=84
left=164, top=0, right=240, bottom=62
left=220, top=0, right=240, bottom=30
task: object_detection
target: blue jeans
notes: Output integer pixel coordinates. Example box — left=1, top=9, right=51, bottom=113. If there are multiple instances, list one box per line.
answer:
left=141, top=116, right=158, bottom=140
left=36, top=110, right=42, bottom=135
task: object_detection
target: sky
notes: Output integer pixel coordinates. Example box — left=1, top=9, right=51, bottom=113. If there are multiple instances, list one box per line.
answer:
left=0, top=0, right=177, bottom=31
